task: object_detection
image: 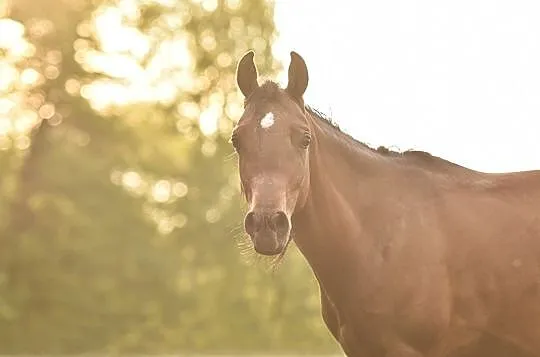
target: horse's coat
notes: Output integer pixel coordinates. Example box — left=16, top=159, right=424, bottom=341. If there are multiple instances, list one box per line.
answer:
left=233, top=50, right=540, bottom=357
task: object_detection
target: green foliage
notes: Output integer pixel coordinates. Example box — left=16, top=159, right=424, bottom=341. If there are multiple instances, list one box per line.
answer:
left=0, top=0, right=338, bottom=354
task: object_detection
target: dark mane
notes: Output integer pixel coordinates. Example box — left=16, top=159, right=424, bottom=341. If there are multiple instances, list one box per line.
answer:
left=305, top=105, right=471, bottom=174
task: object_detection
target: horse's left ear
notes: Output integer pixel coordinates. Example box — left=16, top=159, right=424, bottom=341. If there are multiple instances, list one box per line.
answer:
left=236, top=50, right=259, bottom=98
left=286, top=51, right=309, bottom=101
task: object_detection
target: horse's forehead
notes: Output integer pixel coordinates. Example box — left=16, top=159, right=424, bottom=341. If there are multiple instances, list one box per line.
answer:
left=242, top=104, right=288, bottom=129
left=239, top=93, right=301, bottom=131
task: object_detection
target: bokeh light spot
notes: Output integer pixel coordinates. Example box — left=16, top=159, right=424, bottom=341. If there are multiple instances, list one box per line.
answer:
left=20, top=68, right=41, bottom=86
left=14, top=135, right=30, bottom=150
left=200, top=29, right=217, bottom=52
left=0, top=99, right=14, bottom=115
left=122, top=171, right=142, bottom=190
left=201, top=0, right=218, bottom=12
left=173, top=182, right=188, bottom=198
left=38, top=103, right=55, bottom=119
left=174, top=213, right=188, bottom=228
left=44, top=65, right=60, bottom=80
left=199, top=106, right=219, bottom=136
left=65, top=79, right=81, bottom=96
left=226, top=0, right=242, bottom=11
left=216, top=52, right=232, bottom=68
left=205, top=207, right=221, bottom=223
left=152, top=180, right=171, bottom=203
left=201, top=139, right=217, bottom=157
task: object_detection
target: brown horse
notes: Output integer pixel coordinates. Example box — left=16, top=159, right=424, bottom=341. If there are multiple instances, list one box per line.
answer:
left=232, top=50, right=540, bottom=357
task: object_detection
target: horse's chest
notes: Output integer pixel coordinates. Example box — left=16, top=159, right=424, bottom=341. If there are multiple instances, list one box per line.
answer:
left=336, top=315, right=442, bottom=357
left=329, top=281, right=451, bottom=356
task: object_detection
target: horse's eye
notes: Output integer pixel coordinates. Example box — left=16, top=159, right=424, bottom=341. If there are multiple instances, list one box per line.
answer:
left=301, top=133, right=311, bottom=149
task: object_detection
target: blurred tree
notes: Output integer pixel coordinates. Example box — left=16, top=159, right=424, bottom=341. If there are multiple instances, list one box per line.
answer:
left=0, top=0, right=338, bottom=354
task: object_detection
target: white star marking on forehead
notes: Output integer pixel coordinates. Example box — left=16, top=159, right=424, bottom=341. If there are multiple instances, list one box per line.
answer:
left=260, top=112, right=275, bottom=129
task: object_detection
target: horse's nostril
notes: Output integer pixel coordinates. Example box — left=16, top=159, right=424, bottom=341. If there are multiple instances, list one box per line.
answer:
left=244, top=211, right=257, bottom=236
left=245, top=210, right=289, bottom=236
left=270, top=211, right=289, bottom=234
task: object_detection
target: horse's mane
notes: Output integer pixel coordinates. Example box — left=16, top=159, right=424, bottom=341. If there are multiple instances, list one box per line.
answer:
left=305, top=106, right=470, bottom=173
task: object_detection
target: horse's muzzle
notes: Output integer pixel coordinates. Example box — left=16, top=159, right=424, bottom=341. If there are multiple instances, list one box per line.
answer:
left=244, top=210, right=290, bottom=255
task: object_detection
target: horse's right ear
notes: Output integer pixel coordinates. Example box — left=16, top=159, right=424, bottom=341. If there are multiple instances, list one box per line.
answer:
left=236, top=50, right=259, bottom=98
left=286, top=51, right=309, bottom=101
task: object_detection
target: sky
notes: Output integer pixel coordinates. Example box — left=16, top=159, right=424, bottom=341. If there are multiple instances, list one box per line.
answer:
left=272, top=0, right=540, bottom=173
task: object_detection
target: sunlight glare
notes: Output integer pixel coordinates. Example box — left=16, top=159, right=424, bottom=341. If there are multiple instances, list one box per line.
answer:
left=201, top=0, right=219, bottom=13
left=0, top=19, right=25, bottom=48
left=272, top=0, right=540, bottom=172
left=225, top=101, right=243, bottom=122
left=71, top=0, right=201, bottom=109
left=0, top=65, right=17, bottom=91
left=117, top=0, right=140, bottom=21
left=173, top=70, right=197, bottom=92
left=208, top=91, right=225, bottom=107
left=199, top=105, right=220, bottom=136
left=0, top=117, right=11, bottom=135
left=177, top=101, right=200, bottom=119
left=122, top=171, right=143, bottom=190
left=94, top=6, right=149, bottom=58
left=85, top=51, right=144, bottom=80
left=20, top=68, right=41, bottom=86
left=153, top=81, right=178, bottom=105
left=152, top=0, right=177, bottom=6
left=0, top=98, right=14, bottom=115
left=13, top=111, right=38, bottom=133
left=82, top=81, right=136, bottom=109
left=152, top=180, right=172, bottom=203
left=162, top=11, right=191, bottom=29
left=154, top=37, right=193, bottom=71
left=94, top=7, right=124, bottom=53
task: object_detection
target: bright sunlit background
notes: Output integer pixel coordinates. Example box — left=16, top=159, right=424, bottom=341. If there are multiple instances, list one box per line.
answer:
left=273, top=0, right=540, bottom=173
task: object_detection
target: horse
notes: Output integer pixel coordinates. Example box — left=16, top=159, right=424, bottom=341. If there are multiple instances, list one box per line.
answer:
left=231, top=50, right=540, bottom=357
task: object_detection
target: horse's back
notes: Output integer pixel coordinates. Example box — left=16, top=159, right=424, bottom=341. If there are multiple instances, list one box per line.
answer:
left=440, top=170, right=540, bottom=356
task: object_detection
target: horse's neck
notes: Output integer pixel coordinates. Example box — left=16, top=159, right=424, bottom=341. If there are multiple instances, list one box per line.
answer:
left=292, top=123, right=397, bottom=297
